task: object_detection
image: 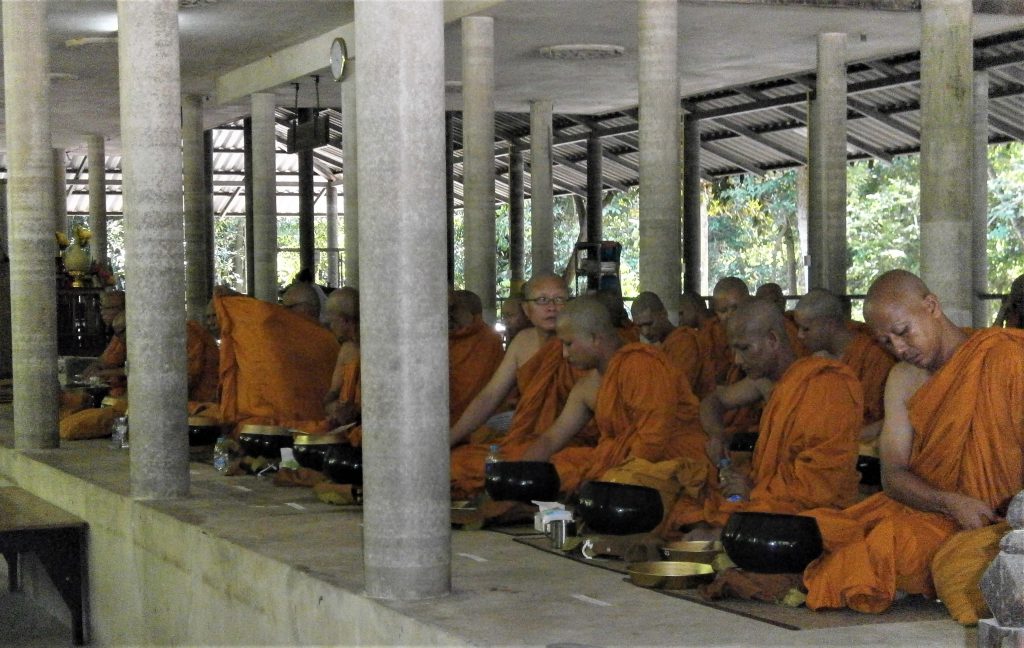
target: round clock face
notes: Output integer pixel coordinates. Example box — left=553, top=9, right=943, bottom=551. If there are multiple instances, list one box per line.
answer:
left=330, top=37, right=347, bottom=82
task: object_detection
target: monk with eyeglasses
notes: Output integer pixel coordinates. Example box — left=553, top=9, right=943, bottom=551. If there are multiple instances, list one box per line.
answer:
left=450, top=273, right=599, bottom=499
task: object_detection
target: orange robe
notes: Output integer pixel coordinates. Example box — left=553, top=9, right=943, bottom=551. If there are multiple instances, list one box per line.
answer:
left=449, top=320, right=504, bottom=425
left=803, top=329, right=1024, bottom=614
left=449, top=337, right=594, bottom=499
left=616, top=321, right=641, bottom=344
left=687, top=356, right=863, bottom=528
left=550, top=343, right=707, bottom=494
left=334, top=358, right=363, bottom=446
left=661, top=326, right=716, bottom=399
left=98, top=335, right=127, bottom=396
left=186, top=320, right=220, bottom=404
left=700, top=317, right=733, bottom=387
left=840, top=332, right=895, bottom=445
left=216, top=294, right=339, bottom=433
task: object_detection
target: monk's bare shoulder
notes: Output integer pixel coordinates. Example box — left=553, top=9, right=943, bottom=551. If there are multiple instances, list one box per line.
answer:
left=886, top=361, right=930, bottom=403
left=572, top=370, right=602, bottom=409
left=507, top=327, right=548, bottom=367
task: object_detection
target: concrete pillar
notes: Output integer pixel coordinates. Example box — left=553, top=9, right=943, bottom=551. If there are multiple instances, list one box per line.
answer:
left=796, top=167, right=810, bottom=293
left=52, top=149, right=67, bottom=235
left=251, top=92, right=278, bottom=302
left=683, top=115, right=702, bottom=295
left=586, top=132, right=603, bottom=245
left=297, top=108, right=316, bottom=276
left=243, top=117, right=255, bottom=294
left=3, top=0, right=59, bottom=449
left=116, top=0, right=188, bottom=498
left=808, top=32, right=848, bottom=296
left=462, top=16, right=496, bottom=319
left=445, top=112, right=456, bottom=284
left=326, top=179, right=340, bottom=287
left=341, top=65, right=359, bottom=287
left=87, top=135, right=108, bottom=264
left=978, top=490, right=1024, bottom=647
left=183, top=93, right=210, bottom=321
left=530, top=99, right=554, bottom=276
left=508, top=142, right=525, bottom=284
left=920, top=0, right=973, bottom=325
left=638, top=0, right=681, bottom=319
left=972, top=71, right=989, bottom=328
left=356, top=0, right=450, bottom=600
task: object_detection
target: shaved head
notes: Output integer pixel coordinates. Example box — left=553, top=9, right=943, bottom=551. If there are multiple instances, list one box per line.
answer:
left=557, top=296, right=616, bottom=340
left=755, top=283, right=786, bottom=314
left=794, top=288, right=847, bottom=354
left=679, top=291, right=710, bottom=329
left=795, top=288, right=845, bottom=324
left=325, top=287, right=359, bottom=341
left=728, top=298, right=787, bottom=342
left=454, top=289, right=483, bottom=317
left=712, top=277, right=751, bottom=324
left=864, top=269, right=931, bottom=317
left=631, top=291, right=674, bottom=343
left=282, top=282, right=321, bottom=321
left=523, top=273, right=568, bottom=300
left=521, top=272, right=569, bottom=332
left=631, top=291, right=666, bottom=318
left=726, top=297, right=791, bottom=379
left=557, top=296, right=621, bottom=370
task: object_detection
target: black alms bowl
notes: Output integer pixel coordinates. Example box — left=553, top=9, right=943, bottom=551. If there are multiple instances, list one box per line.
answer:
left=484, top=461, right=560, bottom=503
left=576, top=481, right=663, bottom=535
left=857, top=455, right=882, bottom=486
left=721, top=512, right=824, bottom=573
left=729, top=431, right=759, bottom=453
left=322, top=444, right=363, bottom=485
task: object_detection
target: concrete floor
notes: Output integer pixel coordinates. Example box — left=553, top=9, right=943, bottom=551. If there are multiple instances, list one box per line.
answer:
left=0, top=404, right=978, bottom=647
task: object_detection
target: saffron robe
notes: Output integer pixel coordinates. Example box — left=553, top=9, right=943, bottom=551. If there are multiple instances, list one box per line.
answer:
left=802, top=329, right=1024, bottom=614
left=661, top=326, right=716, bottom=399
left=840, top=332, right=895, bottom=450
left=449, top=320, right=504, bottom=425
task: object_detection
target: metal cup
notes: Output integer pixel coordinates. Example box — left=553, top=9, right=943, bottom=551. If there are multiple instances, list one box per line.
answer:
left=547, top=519, right=576, bottom=549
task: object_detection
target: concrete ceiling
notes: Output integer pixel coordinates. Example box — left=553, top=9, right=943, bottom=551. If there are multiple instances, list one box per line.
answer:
left=6, top=0, right=1024, bottom=156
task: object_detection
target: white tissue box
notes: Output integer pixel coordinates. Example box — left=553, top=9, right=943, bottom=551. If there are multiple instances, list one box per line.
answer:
left=534, top=508, right=574, bottom=532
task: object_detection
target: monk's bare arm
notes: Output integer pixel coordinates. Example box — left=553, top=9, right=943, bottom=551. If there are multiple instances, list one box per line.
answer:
left=880, top=363, right=998, bottom=530
left=701, top=378, right=771, bottom=463
left=449, top=334, right=527, bottom=445
left=324, top=343, right=359, bottom=409
left=518, top=372, right=598, bottom=461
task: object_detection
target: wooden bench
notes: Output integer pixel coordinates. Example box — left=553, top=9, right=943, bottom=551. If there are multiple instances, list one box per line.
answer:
left=0, top=487, right=88, bottom=645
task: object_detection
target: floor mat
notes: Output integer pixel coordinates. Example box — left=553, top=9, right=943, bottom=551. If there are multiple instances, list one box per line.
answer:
left=512, top=535, right=950, bottom=631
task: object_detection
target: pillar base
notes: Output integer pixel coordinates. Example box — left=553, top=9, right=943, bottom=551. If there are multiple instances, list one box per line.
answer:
left=978, top=618, right=1024, bottom=647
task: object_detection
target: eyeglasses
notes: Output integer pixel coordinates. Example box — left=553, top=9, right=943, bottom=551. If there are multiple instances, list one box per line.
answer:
left=524, top=296, right=568, bottom=306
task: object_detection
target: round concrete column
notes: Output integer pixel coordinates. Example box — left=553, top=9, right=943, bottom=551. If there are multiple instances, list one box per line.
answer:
left=87, top=134, right=108, bottom=264
left=52, top=149, right=68, bottom=235
left=586, top=133, right=603, bottom=246
left=183, top=93, right=209, bottom=321
left=342, top=66, right=359, bottom=287
left=3, top=0, right=58, bottom=449
left=529, top=99, right=554, bottom=275
left=356, top=0, right=450, bottom=600
left=811, top=32, right=848, bottom=296
left=972, top=71, right=989, bottom=327
left=920, top=0, right=973, bottom=325
left=326, top=179, right=340, bottom=287
left=682, top=115, right=702, bottom=296
left=117, top=0, right=189, bottom=498
left=508, top=143, right=525, bottom=284
left=462, top=16, right=496, bottom=320
left=251, top=92, right=279, bottom=302
left=638, top=0, right=680, bottom=318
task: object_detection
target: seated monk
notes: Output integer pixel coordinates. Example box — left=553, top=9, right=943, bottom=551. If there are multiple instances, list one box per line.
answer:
left=678, top=290, right=711, bottom=330
left=671, top=298, right=863, bottom=537
left=81, top=311, right=127, bottom=396
left=280, top=281, right=322, bottom=324
left=449, top=289, right=504, bottom=425
left=754, top=282, right=787, bottom=314
left=186, top=318, right=219, bottom=404
left=450, top=274, right=596, bottom=498
left=794, top=288, right=895, bottom=452
left=802, top=270, right=1024, bottom=619
left=323, top=287, right=361, bottom=432
left=215, top=292, right=339, bottom=434
left=499, top=295, right=531, bottom=347
left=519, top=297, right=708, bottom=497
left=595, top=287, right=639, bottom=343
left=702, top=277, right=751, bottom=386
left=632, top=291, right=715, bottom=399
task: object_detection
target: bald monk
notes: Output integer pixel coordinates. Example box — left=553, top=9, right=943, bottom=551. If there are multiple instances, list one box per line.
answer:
left=673, top=298, right=862, bottom=535
left=500, top=296, right=531, bottom=346
left=755, top=282, right=787, bottom=314
left=323, top=287, right=361, bottom=430
left=450, top=274, right=596, bottom=498
left=280, top=281, right=322, bottom=323
left=519, top=297, right=707, bottom=495
left=703, top=277, right=751, bottom=385
left=794, top=288, right=895, bottom=449
left=803, top=270, right=1024, bottom=617
left=632, top=291, right=715, bottom=398
left=994, top=273, right=1024, bottom=328
left=679, top=291, right=711, bottom=330
left=449, top=289, right=504, bottom=425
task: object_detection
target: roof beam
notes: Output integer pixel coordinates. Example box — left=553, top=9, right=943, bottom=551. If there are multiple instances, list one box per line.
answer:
left=711, top=117, right=807, bottom=165
left=701, top=142, right=766, bottom=176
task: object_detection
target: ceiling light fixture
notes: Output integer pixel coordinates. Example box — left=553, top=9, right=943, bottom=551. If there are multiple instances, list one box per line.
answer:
left=538, top=44, right=625, bottom=61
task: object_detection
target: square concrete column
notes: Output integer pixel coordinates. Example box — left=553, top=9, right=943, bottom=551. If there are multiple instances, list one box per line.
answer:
left=638, top=0, right=681, bottom=318
left=808, top=32, right=848, bottom=295
left=972, top=71, right=990, bottom=328
left=461, top=16, right=496, bottom=320
left=529, top=99, right=554, bottom=275
left=3, top=0, right=59, bottom=448
left=251, top=92, right=279, bottom=302
left=117, top=0, right=189, bottom=498
left=87, top=134, right=108, bottom=264
left=920, top=0, right=973, bottom=325
left=52, top=149, right=68, bottom=235
left=342, top=64, right=359, bottom=287
left=183, top=93, right=210, bottom=321
left=355, top=0, right=451, bottom=600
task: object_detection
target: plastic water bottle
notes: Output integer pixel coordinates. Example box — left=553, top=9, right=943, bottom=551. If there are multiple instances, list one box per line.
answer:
left=718, top=457, right=744, bottom=502
left=484, top=444, right=502, bottom=476
left=213, top=435, right=230, bottom=473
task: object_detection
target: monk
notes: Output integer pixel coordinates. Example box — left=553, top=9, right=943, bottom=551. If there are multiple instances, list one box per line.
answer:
left=448, top=289, right=504, bottom=425
left=595, top=288, right=640, bottom=343
left=98, top=289, right=125, bottom=329
left=499, top=296, right=531, bottom=345
left=323, top=287, right=360, bottom=430
left=81, top=311, right=127, bottom=395
left=519, top=297, right=707, bottom=496
left=994, top=273, right=1024, bottom=328
left=631, top=291, right=714, bottom=398
left=802, top=270, right=1024, bottom=618
left=280, top=281, right=322, bottom=323
left=186, top=317, right=219, bottom=403
left=755, top=282, right=787, bottom=314
left=702, top=277, right=751, bottom=386
left=450, top=274, right=596, bottom=498
left=673, top=298, right=862, bottom=535
left=77, top=290, right=126, bottom=382
left=793, top=288, right=895, bottom=449
left=678, top=291, right=711, bottom=330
